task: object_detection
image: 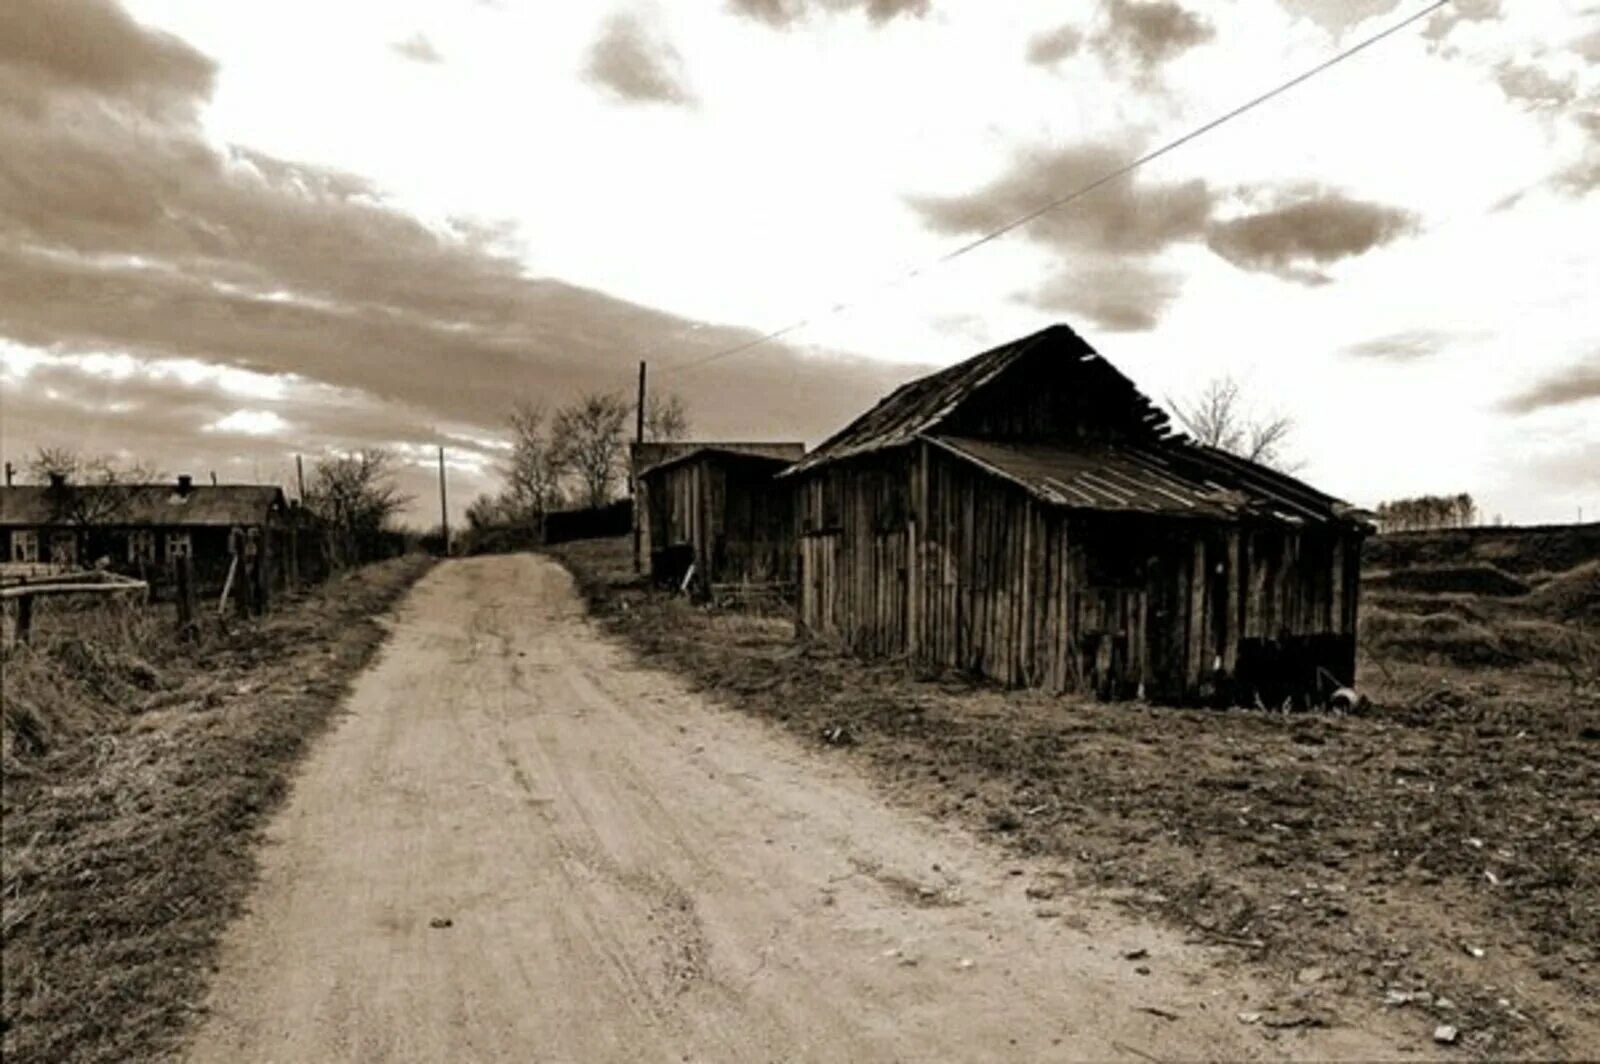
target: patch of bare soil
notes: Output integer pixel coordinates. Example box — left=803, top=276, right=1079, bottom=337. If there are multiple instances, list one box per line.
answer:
left=550, top=536, right=1600, bottom=1059
left=0, top=556, right=434, bottom=1064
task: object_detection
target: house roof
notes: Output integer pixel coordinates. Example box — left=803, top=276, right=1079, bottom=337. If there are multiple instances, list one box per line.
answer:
left=631, top=441, right=806, bottom=478
left=638, top=443, right=805, bottom=480
left=783, top=323, right=1173, bottom=476
left=0, top=484, right=288, bottom=527
left=929, top=436, right=1364, bottom=527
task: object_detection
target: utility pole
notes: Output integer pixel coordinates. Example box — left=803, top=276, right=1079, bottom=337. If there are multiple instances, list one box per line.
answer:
left=438, top=446, right=450, bottom=557
left=296, top=454, right=306, bottom=503
left=3, top=461, right=13, bottom=486
left=633, top=360, right=647, bottom=573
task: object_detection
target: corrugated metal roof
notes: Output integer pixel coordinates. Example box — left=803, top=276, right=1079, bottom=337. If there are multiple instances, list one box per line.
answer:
left=928, top=436, right=1361, bottom=527
left=0, top=484, right=287, bottom=527
left=638, top=443, right=805, bottom=480
left=783, top=323, right=1173, bottom=476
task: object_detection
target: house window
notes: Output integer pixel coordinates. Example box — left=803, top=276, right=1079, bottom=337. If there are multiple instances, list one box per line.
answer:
left=11, top=530, right=39, bottom=563
left=165, top=531, right=192, bottom=562
left=128, top=529, right=156, bottom=564
left=49, top=532, right=78, bottom=567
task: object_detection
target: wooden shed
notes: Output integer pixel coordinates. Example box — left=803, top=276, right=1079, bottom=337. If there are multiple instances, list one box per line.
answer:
left=638, top=443, right=804, bottom=590
left=629, top=441, right=804, bottom=572
left=781, top=324, right=1371, bottom=706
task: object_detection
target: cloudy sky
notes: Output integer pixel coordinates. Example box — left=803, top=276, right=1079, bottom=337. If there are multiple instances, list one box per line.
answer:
left=1, top=0, right=1595, bottom=525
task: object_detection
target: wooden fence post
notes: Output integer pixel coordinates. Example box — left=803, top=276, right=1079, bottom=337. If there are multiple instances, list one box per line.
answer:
left=16, top=593, right=34, bottom=646
left=175, top=554, right=196, bottom=636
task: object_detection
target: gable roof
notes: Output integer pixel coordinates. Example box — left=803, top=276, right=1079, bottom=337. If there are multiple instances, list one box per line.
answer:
left=783, top=323, right=1173, bottom=476
left=631, top=441, right=807, bottom=478
left=779, top=322, right=1365, bottom=529
left=0, top=484, right=288, bottom=527
left=638, top=443, right=805, bottom=480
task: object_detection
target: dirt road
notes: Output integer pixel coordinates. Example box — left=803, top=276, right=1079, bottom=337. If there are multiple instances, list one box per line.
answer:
left=187, top=555, right=1409, bottom=1062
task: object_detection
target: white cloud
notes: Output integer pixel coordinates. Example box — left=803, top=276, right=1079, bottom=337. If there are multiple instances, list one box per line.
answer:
left=206, top=409, right=290, bottom=436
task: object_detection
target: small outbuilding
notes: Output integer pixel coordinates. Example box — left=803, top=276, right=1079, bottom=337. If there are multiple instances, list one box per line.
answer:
left=781, top=324, right=1371, bottom=706
left=0, top=474, right=294, bottom=599
left=636, top=443, right=804, bottom=590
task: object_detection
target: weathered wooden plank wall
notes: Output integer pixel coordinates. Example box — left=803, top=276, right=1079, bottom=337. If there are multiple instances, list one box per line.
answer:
left=647, top=456, right=797, bottom=586
left=793, top=445, right=1364, bottom=703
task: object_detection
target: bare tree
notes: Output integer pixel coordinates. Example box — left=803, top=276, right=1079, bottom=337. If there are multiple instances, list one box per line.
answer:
left=465, top=492, right=511, bottom=532
left=1373, top=492, right=1479, bottom=532
left=25, top=446, right=160, bottom=525
left=503, top=400, right=566, bottom=518
left=643, top=392, right=691, bottom=442
left=1170, top=376, right=1296, bottom=471
left=305, top=449, right=411, bottom=566
left=550, top=392, right=631, bottom=508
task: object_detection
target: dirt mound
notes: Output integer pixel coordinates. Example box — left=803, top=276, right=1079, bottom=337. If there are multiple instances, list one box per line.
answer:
left=1367, top=563, right=1529, bottom=597
left=1364, top=523, right=1600, bottom=575
left=1361, top=607, right=1511, bottom=666
left=1524, top=561, right=1600, bottom=625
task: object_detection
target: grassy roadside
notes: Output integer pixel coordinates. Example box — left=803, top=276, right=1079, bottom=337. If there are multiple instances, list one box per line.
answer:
left=1, top=555, right=434, bottom=1064
left=548, top=537, right=1599, bottom=1059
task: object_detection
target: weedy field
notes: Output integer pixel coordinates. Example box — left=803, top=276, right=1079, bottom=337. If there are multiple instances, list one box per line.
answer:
left=0, top=556, right=434, bottom=1064
left=550, top=529, right=1600, bottom=1058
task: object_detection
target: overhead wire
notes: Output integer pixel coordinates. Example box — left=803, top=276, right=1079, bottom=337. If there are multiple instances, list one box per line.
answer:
left=657, top=0, right=1450, bottom=376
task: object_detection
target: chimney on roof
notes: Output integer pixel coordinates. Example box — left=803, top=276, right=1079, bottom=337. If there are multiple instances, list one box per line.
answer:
left=47, top=471, right=66, bottom=490
left=176, top=473, right=194, bottom=496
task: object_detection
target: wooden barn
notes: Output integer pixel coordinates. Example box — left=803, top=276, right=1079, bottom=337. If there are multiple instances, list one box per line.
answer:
left=637, top=443, right=804, bottom=589
left=0, top=474, right=296, bottom=601
left=781, top=324, right=1371, bottom=706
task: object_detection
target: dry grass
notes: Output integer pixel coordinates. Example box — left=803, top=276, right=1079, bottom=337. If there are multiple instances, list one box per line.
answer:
left=0, top=556, right=433, bottom=1064
left=550, top=536, right=1600, bottom=1058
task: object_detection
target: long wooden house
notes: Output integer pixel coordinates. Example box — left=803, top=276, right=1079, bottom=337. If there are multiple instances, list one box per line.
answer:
left=780, top=324, right=1371, bottom=706
left=637, top=443, right=804, bottom=588
left=0, top=474, right=297, bottom=600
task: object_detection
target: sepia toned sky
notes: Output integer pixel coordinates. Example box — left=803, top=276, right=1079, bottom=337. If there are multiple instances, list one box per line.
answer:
left=1, top=0, right=1595, bottom=525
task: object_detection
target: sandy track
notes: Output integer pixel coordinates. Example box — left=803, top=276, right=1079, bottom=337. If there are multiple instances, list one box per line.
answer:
left=186, top=555, right=1406, bottom=1062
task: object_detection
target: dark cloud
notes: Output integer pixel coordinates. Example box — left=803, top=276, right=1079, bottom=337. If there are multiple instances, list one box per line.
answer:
left=1276, top=0, right=1402, bottom=34
left=906, top=139, right=1206, bottom=332
left=1026, top=25, right=1083, bottom=66
left=0, top=0, right=918, bottom=497
left=390, top=33, right=443, bottom=65
left=0, top=0, right=214, bottom=117
left=1342, top=329, right=1454, bottom=361
left=1573, top=28, right=1600, bottom=63
left=908, top=141, right=1211, bottom=256
left=1026, top=262, right=1182, bottom=333
left=1494, top=61, right=1576, bottom=109
left=1205, top=188, right=1417, bottom=284
left=584, top=14, right=692, bottom=106
left=1500, top=356, right=1600, bottom=415
left=1091, top=0, right=1212, bottom=73
left=726, top=0, right=930, bottom=28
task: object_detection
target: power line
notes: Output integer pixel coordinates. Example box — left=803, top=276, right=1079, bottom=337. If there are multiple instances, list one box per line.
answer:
left=661, top=0, right=1449, bottom=375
